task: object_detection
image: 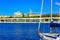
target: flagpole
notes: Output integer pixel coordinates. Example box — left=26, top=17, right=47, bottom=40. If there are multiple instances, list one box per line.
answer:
left=38, top=0, right=44, bottom=31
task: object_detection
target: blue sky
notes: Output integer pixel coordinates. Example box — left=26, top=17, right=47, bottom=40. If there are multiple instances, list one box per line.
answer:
left=0, top=0, right=60, bottom=16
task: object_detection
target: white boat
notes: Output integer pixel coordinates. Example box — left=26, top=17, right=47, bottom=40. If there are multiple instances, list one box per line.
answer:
left=38, top=33, right=60, bottom=40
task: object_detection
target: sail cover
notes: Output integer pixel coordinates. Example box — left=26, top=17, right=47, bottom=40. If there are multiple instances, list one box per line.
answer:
left=50, top=21, right=60, bottom=27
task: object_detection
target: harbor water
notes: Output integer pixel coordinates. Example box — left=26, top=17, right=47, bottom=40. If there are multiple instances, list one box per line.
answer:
left=0, top=23, right=60, bottom=40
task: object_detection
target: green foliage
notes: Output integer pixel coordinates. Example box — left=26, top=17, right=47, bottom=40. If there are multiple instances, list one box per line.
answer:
left=42, top=14, right=60, bottom=17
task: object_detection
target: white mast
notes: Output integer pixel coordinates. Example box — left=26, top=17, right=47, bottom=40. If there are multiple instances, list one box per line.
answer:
left=50, top=0, right=52, bottom=21
left=38, top=0, right=44, bottom=31
left=50, top=0, right=53, bottom=33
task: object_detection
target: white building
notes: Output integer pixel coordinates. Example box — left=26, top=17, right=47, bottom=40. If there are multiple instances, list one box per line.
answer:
left=14, top=11, right=23, bottom=18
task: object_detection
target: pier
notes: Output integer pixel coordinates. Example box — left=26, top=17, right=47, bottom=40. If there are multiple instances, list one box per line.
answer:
left=0, top=17, right=60, bottom=23
left=0, top=17, right=51, bottom=23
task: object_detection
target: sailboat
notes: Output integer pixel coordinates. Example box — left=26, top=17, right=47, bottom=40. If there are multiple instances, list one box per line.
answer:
left=37, top=0, right=60, bottom=40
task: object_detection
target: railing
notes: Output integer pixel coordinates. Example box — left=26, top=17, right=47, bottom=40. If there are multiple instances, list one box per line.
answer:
left=0, top=18, right=39, bottom=23
left=0, top=17, right=60, bottom=23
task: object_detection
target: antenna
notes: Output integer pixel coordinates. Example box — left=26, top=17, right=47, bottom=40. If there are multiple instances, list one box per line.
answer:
left=38, top=0, right=44, bottom=31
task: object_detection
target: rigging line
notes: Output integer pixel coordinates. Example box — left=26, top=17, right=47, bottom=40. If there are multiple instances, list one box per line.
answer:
left=38, top=0, right=44, bottom=31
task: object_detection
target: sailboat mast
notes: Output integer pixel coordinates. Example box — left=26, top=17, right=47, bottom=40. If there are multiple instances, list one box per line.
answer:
left=50, top=0, right=53, bottom=33
left=38, top=0, right=44, bottom=31
left=50, top=0, right=52, bottom=21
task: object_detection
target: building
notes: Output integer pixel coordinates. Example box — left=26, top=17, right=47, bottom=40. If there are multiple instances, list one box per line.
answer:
left=14, top=11, right=23, bottom=18
left=0, top=15, right=11, bottom=18
left=23, top=14, right=29, bottom=18
left=29, top=10, right=40, bottom=18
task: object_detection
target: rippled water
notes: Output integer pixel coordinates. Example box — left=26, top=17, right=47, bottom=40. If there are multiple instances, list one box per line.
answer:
left=0, top=23, right=59, bottom=40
